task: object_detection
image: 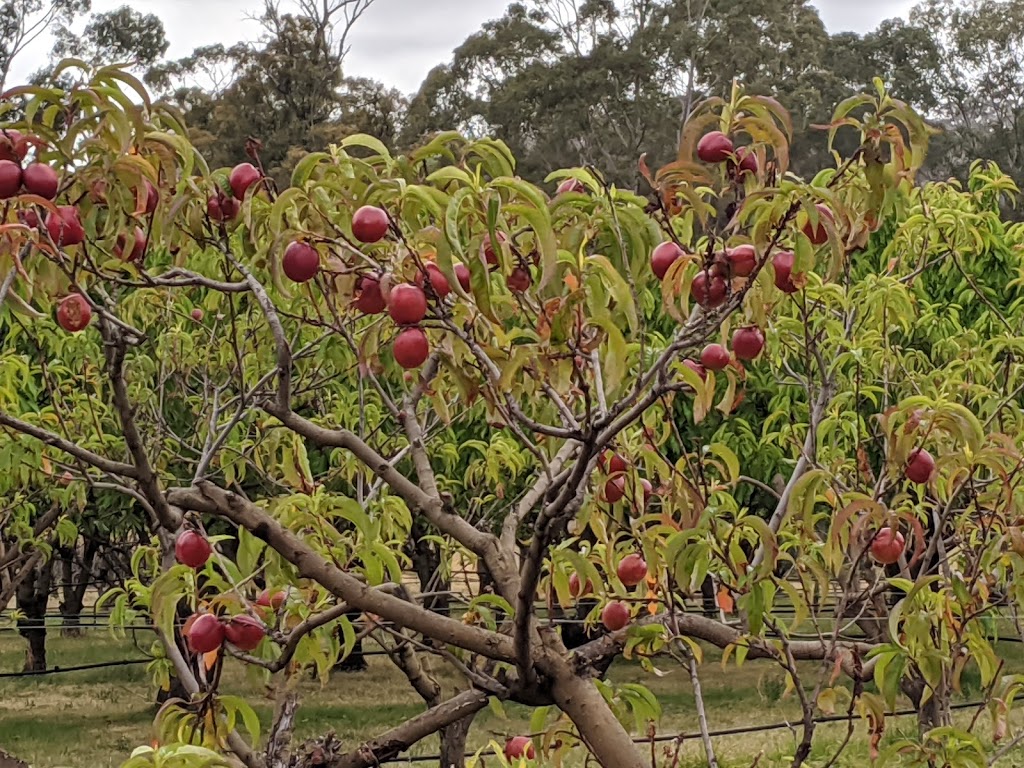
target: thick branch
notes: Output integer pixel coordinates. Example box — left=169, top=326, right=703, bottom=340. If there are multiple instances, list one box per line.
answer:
left=0, top=411, right=140, bottom=479
left=167, top=483, right=516, bottom=663
left=573, top=612, right=877, bottom=681
left=104, top=333, right=181, bottom=531
left=330, top=690, right=489, bottom=768
left=500, top=440, right=580, bottom=550
left=264, top=405, right=514, bottom=580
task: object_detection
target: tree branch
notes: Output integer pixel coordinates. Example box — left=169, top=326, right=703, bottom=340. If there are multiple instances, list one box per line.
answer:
left=167, top=483, right=517, bottom=662
left=330, top=690, right=489, bottom=768
left=104, top=327, right=181, bottom=531
left=0, top=411, right=140, bottom=479
left=572, top=612, right=877, bottom=681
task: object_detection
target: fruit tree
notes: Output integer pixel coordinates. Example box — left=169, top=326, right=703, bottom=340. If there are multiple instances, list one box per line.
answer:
left=3, top=65, right=1024, bottom=768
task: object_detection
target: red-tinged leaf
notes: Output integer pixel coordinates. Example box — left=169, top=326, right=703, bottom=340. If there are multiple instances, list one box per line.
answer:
left=716, top=587, right=734, bottom=613
left=16, top=194, right=61, bottom=216
left=638, top=153, right=653, bottom=187
left=736, top=116, right=789, bottom=177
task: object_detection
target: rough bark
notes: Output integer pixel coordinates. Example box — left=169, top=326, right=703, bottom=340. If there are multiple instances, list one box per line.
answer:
left=438, top=713, right=474, bottom=768
left=902, top=674, right=952, bottom=735
left=167, top=483, right=517, bottom=663
left=330, top=690, right=489, bottom=768
left=549, top=669, right=645, bottom=768
left=16, top=560, right=51, bottom=672
left=700, top=575, right=718, bottom=619
left=408, top=519, right=450, bottom=614
left=59, top=539, right=97, bottom=636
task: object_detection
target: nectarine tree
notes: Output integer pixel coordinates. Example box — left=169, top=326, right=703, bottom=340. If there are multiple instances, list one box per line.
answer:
left=3, top=65, right=1024, bottom=768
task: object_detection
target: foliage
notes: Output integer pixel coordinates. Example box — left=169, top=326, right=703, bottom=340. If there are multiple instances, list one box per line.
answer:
left=5, top=58, right=1024, bottom=768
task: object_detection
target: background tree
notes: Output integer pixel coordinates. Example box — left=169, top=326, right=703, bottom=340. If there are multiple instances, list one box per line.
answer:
left=50, top=5, right=168, bottom=70
left=149, top=0, right=403, bottom=186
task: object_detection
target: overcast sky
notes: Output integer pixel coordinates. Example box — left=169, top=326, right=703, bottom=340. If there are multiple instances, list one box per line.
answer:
left=10, top=0, right=919, bottom=94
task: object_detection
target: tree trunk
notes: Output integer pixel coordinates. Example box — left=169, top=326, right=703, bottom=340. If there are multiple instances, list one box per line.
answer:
left=901, top=673, right=952, bottom=735
left=59, top=539, right=97, bottom=636
left=438, top=711, right=474, bottom=768
left=16, top=561, right=51, bottom=672
left=549, top=669, right=645, bottom=768
left=700, top=575, right=717, bottom=619
left=155, top=673, right=191, bottom=707
left=408, top=520, right=451, bottom=614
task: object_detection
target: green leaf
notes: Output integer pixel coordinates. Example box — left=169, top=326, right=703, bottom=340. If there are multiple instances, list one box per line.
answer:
left=585, top=254, right=638, bottom=333
left=341, top=133, right=393, bottom=163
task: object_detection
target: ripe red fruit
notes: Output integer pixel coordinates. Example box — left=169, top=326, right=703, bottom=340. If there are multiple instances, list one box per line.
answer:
left=617, top=553, right=648, bottom=587
left=568, top=572, right=593, bottom=598
left=504, top=736, right=536, bottom=761
left=727, top=244, right=757, bottom=277
left=0, top=160, right=21, bottom=199
left=388, top=284, right=428, bottom=325
left=700, top=343, right=731, bottom=371
left=906, top=448, right=936, bottom=484
left=0, top=129, right=27, bottom=163
left=352, top=205, right=389, bottom=243
left=415, top=263, right=451, bottom=298
left=482, top=232, right=506, bottom=267
left=601, top=601, right=631, bottom=631
left=651, top=241, right=683, bottom=280
left=19, top=209, right=39, bottom=229
left=802, top=203, right=834, bottom=246
left=454, top=263, right=472, bottom=292
left=870, top=527, right=906, bottom=566
left=187, top=614, right=225, bottom=654
left=175, top=530, right=212, bottom=569
left=732, top=146, right=758, bottom=175
left=697, top=130, right=734, bottom=163
left=683, top=359, right=707, bottom=381
left=256, top=589, right=287, bottom=610
left=355, top=275, right=386, bottom=315
left=282, top=241, right=320, bottom=282
left=603, top=475, right=626, bottom=503
left=229, top=162, right=262, bottom=200
left=207, top=193, right=240, bottom=222
left=732, top=326, right=765, bottom=361
left=507, top=266, right=531, bottom=293
left=56, top=294, right=91, bottom=332
left=114, top=227, right=147, bottom=262
left=599, top=451, right=628, bottom=475
left=690, top=270, right=727, bottom=308
left=393, top=327, right=430, bottom=369
left=224, top=615, right=266, bottom=651
left=191, top=308, right=204, bottom=322
left=141, top=180, right=159, bottom=214
left=45, top=205, right=85, bottom=246
left=556, top=178, right=585, bottom=194
left=772, top=250, right=798, bottom=294
left=22, top=163, right=58, bottom=200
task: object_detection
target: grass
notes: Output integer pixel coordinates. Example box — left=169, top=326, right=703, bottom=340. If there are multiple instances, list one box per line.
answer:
left=2, top=625, right=1024, bottom=767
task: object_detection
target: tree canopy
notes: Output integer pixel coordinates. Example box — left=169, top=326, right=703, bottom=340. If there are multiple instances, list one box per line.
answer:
left=5, top=52, right=1024, bottom=768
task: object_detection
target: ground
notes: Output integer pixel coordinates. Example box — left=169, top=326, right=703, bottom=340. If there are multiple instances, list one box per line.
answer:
left=2, top=625, right=1024, bottom=767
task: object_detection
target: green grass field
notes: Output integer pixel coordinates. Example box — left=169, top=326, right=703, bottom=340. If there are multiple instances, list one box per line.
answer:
left=2, top=626, right=1024, bottom=767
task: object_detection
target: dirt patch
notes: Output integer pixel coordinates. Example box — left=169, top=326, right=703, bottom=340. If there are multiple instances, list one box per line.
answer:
left=0, top=749, right=29, bottom=768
